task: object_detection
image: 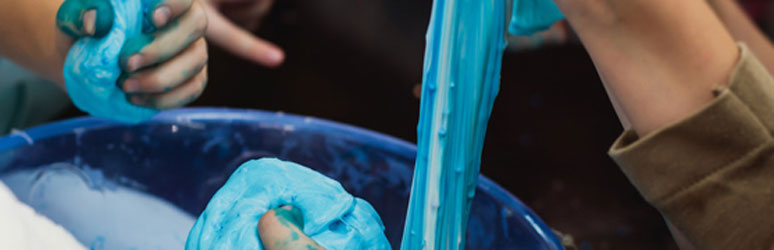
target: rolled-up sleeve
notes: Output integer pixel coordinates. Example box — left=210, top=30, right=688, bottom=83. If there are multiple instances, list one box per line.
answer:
left=609, top=44, right=774, bottom=249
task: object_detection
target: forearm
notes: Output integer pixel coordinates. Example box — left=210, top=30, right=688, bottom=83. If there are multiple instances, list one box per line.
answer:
left=0, top=0, right=69, bottom=86
left=709, top=0, right=774, bottom=74
left=554, top=0, right=739, bottom=136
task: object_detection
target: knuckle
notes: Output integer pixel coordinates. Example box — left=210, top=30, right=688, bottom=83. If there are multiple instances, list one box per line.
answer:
left=201, top=74, right=209, bottom=86
left=180, top=0, right=194, bottom=10
left=199, top=68, right=209, bottom=82
left=194, top=85, right=205, bottom=97
left=197, top=52, right=209, bottom=67
left=140, top=75, right=164, bottom=91
left=196, top=72, right=208, bottom=94
left=194, top=20, right=207, bottom=38
left=192, top=37, right=206, bottom=50
left=192, top=5, right=208, bottom=35
left=141, top=49, right=159, bottom=63
left=150, top=101, right=167, bottom=110
left=149, top=96, right=171, bottom=109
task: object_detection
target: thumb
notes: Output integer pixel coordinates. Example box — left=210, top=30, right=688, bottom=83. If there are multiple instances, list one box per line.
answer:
left=203, top=3, right=284, bottom=68
left=56, top=0, right=115, bottom=38
left=258, top=206, right=325, bottom=250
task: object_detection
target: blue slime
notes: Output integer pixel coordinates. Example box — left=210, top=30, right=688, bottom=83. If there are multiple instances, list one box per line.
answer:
left=401, top=0, right=562, bottom=249
left=64, top=0, right=158, bottom=123
left=54, top=0, right=564, bottom=247
left=509, top=0, right=565, bottom=36
left=186, top=158, right=391, bottom=250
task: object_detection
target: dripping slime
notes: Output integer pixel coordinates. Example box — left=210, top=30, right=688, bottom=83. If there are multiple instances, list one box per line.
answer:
left=401, top=0, right=563, bottom=249
left=400, top=0, right=506, bottom=249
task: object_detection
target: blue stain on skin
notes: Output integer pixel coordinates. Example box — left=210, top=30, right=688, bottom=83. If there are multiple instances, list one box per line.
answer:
left=64, top=0, right=160, bottom=123
left=56, top=0, right=115, bottom=37
left=141, top=0, right=166, bottom=30
left=118, top=33, right=155, bottom=72
left=118, top=19, right=183, bottom=72
left=185, top=158, right=391, bottom=250
left=274, top=206, right=305, bottom=229
left=291, top=231, right=300, bottom=241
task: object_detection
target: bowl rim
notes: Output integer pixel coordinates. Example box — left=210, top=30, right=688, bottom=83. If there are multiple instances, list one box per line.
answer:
left=0, top=107, right=563, bottom=249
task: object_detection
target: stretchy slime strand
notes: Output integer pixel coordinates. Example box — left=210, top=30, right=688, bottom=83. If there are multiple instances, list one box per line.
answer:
left=401, top=0, right=562, bottom=249
left=64, top=0, right=159, bottom=123
left=185, top=158, right=391, bottom=250
left=400, top=0, right=505, bottom=249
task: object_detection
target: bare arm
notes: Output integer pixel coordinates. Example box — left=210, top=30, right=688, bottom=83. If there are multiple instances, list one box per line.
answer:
left=0, top=0, right=210, bottom=111
left=709, top=0, right=774, bottom=74
left=553, top=0, right=739, bottom=136
left=0, top=0, right=69, bottom=86
left=553, top=1, right=770, bottom=249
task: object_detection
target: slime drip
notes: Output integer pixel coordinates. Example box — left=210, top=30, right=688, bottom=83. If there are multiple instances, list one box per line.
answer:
left=400, top=1, right=506, bottom=248
left=64, top=0, right=159, bottom=123
left=401, top=0, right=563, bottom=249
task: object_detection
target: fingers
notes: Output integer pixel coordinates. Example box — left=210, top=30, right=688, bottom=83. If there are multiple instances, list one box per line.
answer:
left=203, top=3, right=284, bottom=67
left=215, top=0, right=275, bottom=31
left=56, top=0, right=114, bottom=38
left=127, top=65, right=207, bottom=110
left=258, top=206, right=326, bottom=250
left=121, top=38, right=208, bottom=94
left=118, top=1, right=208, bottom=110
left=119, top=1, right=207, bottom=72
left=144, top=0, right=194, bottom=27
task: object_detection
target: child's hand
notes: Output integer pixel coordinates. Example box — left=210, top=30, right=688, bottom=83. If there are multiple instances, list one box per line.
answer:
left=258, top=206, right=326, bottom=250
left=56, top=0, right=209, bottom=110
left=201, top=0, right=284, bottom=67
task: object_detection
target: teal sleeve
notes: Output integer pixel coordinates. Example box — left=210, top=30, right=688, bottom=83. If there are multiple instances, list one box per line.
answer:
left=0, top=59, right=70, bottom=135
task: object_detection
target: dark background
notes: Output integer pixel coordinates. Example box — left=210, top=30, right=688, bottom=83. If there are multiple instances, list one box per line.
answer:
left=59, top=1, right=774, bottom=249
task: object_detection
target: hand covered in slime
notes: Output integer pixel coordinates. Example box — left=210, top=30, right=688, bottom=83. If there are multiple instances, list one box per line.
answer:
left=57, top=0, right=209, bottom=111
left=56, top=0, right=208, bottom=122
left=117, top=0, right=209, bottom=110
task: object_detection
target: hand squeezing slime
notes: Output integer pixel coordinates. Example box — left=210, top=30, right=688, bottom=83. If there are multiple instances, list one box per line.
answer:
left=186, top=158, right=391, bottom=250
left=63, top=0, right=158, bottom=123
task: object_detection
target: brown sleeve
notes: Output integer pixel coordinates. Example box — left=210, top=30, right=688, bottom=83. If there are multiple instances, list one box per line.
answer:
left=609, top=43, right=774, bottom=250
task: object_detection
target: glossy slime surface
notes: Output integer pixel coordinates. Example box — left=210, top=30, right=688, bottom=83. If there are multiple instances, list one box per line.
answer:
left=186, top=158, right=391, bottom=250
left=401, top=0, right=562, bottom=249
left=64, top=0, right=158, bottom=123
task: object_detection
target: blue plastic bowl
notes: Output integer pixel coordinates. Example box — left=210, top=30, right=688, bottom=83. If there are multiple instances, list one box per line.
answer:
left=0, top=108, right=562, bottom=249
